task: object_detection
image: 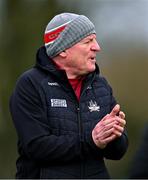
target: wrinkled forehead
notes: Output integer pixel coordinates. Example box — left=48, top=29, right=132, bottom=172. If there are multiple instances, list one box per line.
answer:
left=84, top=33, right=97, bottom=39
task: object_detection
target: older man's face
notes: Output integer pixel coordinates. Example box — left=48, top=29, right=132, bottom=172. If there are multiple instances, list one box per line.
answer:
left=65, top=34, right=101, bottom=77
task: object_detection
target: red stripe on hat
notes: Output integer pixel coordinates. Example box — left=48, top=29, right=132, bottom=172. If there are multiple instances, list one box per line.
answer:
left=44, top=25, right=67, bottom=44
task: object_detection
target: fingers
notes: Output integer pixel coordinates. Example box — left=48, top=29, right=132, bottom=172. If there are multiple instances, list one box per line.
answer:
left=113, top=124, right=124, bottom=137
left=92, top=126, right=117, bottom=149
left=98, top=133, right=117, bottom=148
left=95, top=117, right=125, bottom=139
left=93, top=130, right=117, bottom=149
left=92, top=105, right=126, bottom=148
left=119, top=111, right=125, bottom=119
left=101, top=115, right=126, bottom=128
left=95, top=115, right=126, bottom=139
left=95, top=126, right=116, bottom=139
left=109, top=104, right=120, bottom=117
left=102, top=134, right=116, bottom=144
left=115, top=116, right=126, bottom=127
left=109, top=105, right=126, bottom=127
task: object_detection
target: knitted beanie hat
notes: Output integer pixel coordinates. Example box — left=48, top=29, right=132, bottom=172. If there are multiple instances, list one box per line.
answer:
left=44, top=12, right=96, bottom=58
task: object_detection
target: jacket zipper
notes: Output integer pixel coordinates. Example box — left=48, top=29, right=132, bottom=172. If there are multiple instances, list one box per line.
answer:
left=77, top=106, right=82, bottom=143
left=77, top=106, right=84, bottom=178
left=78, top=82, right=94, bottom=178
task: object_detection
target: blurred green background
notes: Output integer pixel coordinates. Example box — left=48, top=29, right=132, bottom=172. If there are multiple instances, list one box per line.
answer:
left=0, top=0, right=148, bottom=178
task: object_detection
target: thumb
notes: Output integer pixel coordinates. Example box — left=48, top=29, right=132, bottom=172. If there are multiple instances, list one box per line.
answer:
left=110, top=104, right=120, bottom=117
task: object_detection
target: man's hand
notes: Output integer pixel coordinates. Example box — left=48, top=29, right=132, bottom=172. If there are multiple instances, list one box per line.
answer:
left=92, top=104, right=126, bottom=149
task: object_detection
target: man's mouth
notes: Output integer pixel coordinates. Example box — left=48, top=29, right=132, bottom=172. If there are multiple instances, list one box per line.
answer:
left=90, top=57, right=96, bottom=61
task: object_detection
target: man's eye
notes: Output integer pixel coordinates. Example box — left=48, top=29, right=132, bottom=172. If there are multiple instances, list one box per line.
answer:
left=84, top=40, right=90, bottom=44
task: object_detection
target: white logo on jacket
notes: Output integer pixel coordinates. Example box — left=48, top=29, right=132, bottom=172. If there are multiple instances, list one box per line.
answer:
left=88, top=100, right=100, bottom=112
left=51, top=99, right=67, bottom=107
left=48, top=82, right=59, bottom=86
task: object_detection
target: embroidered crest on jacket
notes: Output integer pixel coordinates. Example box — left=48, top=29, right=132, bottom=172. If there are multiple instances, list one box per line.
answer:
left=88, top=100, right=100, bottom=112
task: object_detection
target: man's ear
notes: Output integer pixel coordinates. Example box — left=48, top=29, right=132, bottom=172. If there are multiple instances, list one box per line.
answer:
left=59, top=51, right=67, bottom=58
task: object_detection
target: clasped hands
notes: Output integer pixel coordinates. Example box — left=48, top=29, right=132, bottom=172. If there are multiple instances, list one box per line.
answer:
left=92, top=104, right=126, bottom=149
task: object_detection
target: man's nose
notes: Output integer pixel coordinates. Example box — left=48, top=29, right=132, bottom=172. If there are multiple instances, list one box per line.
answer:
left=91, top=40, right=101, bottom=52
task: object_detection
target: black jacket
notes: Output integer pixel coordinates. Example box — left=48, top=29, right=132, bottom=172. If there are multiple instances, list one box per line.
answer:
left=10, top=46, right=128, bottom=179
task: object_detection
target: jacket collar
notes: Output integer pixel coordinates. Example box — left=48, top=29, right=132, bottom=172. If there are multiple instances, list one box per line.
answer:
left=35, top=46, right=57, bottom=72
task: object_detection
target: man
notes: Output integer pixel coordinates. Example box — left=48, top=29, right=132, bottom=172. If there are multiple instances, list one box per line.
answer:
left=10, top=13, right=128, bottom=179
